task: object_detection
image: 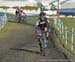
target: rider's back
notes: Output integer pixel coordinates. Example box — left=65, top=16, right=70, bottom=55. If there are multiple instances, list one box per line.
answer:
left=16, top=9, right=24, bottom=16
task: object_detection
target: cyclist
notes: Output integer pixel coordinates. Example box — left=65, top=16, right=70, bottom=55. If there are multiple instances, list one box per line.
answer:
left=15, top=7, right=26, bottom=23
left=35, top=12, right=51, bottom=54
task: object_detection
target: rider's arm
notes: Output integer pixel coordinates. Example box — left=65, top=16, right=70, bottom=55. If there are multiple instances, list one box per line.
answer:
left=35, top=19, right=39, bottom=33
left=46, top=18, right=51, bottom=32
left=35, top=19, right=40, bottom=27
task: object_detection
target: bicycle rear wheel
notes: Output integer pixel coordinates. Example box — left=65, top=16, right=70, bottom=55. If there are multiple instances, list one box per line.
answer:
left=17, top=17, right=21, bottom=23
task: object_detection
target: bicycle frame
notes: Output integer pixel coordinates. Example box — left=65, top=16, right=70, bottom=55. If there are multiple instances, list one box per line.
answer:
left=16, top=15, right=26, bottom=23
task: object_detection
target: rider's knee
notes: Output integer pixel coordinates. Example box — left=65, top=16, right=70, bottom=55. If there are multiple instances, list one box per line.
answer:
left=38, top=35, right=42, bottom=42
left=46, top=37, right=48, bottom=40
left=46, top=32, right=49, bottom=37
left=44, top=27, right=48, bottom=32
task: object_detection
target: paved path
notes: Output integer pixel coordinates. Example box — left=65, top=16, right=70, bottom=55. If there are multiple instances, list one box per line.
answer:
left=0, top=22, right=70, bottom=62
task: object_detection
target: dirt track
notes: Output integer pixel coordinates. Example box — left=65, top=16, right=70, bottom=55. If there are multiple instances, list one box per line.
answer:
left=0, top=23, right=70, bottom=62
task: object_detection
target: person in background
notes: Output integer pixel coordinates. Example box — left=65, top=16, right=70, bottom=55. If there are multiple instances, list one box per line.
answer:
left=15, top=7, right=26, bottom=23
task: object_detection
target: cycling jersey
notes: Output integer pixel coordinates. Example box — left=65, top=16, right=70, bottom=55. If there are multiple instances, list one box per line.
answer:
left=35, top=17, right=50, bottom=31
left=39, top=20, right=47, bottom=30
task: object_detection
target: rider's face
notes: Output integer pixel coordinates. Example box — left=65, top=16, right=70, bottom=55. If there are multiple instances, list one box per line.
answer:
left=40, top=16, right=44, bottom=21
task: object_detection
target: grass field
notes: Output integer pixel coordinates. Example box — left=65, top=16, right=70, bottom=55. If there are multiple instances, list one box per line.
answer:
left=61, top=18, right=75, bottom=30
left=0, top=21, right=22, bottom=38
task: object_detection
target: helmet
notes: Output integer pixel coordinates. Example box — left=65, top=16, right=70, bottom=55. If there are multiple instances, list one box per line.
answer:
left=39, top=12, right=46, bottom=16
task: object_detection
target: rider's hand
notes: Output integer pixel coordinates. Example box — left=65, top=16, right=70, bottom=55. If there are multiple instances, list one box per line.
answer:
left=44, top=27, right=48, bottom=32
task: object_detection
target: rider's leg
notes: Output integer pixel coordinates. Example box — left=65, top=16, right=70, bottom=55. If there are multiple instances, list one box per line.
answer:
left=16, top=16, right=20, bottom=23
left=18, top=17, right=21, bottom=23
left=21, top=16, right=24, bottom=23
left=38, top=36, right=42, bottom=53
left=46, top=32, right=49, bottom=44
left=44, top=27, right=49, bottom=44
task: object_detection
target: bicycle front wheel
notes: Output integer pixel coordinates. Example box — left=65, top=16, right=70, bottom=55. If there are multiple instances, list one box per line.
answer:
left=41, top=32, right=46, bottom=48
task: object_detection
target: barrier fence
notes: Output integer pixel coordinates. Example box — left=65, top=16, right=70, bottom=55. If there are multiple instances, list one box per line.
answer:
left=4, top=15, right=38, bottom=20
left=0, top=14, right=7, bottom=30
left=0, top=15, right=38, bottom=30
left=53, top=16, right=75, bottom=53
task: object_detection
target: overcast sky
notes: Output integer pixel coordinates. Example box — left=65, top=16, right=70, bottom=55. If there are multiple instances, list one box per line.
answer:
left=0, top=0, right=75, bottom=2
